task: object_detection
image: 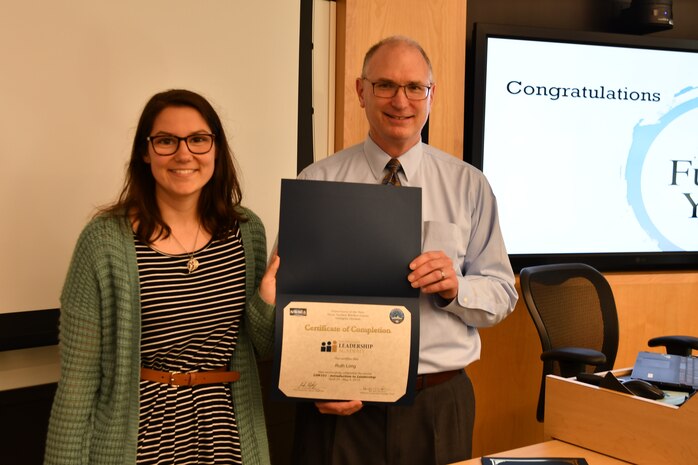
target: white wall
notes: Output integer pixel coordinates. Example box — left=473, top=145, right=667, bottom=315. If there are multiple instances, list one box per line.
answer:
left=0, top=1, right=300, bottom=314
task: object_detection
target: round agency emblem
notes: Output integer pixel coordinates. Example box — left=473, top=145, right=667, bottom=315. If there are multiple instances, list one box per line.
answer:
left=389, top=308, right=405, bottom=324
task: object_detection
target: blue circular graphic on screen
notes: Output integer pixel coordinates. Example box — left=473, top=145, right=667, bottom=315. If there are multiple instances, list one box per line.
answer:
left=625, top=87, right=698, bottom=251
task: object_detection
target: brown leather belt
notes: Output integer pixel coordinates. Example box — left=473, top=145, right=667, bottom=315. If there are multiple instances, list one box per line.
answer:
left=415, top=369, right=464, bottom=390
left=140, top=366, right=240, bottom=386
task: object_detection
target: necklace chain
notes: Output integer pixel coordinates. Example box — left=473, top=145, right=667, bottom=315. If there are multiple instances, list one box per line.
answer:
left=170, top=224, right=201, bottom=273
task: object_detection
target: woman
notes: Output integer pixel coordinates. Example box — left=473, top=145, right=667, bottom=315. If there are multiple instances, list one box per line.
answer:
left=44, top=89, right=278, bottom=465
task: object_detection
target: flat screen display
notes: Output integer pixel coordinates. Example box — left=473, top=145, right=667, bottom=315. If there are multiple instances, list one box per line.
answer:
left=469, top=24, right=698, bottom=272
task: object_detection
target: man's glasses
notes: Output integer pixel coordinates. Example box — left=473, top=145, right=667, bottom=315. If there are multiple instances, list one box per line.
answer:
left=362, top=78, right=432, bottom=101
left=146, top=133, right=215, bottom=156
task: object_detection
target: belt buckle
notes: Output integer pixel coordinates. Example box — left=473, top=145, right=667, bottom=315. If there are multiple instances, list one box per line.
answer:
left=169, top=371, right=191, bottom=386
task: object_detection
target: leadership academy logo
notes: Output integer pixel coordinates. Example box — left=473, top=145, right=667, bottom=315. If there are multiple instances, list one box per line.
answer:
left=320, top=340, right=337, bottom=352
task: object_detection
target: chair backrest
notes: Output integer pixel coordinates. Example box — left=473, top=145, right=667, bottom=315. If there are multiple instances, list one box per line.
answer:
left=520, top=263, right=620, bottom=420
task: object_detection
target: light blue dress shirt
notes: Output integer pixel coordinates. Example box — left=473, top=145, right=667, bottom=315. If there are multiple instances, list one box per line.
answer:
left=298, top=137, right=518, bottom=373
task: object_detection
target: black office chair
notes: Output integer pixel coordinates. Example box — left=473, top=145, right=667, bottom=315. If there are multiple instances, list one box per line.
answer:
left=521, top=263, right=698, bottom=422
left=520, top=263, right=619, bottom=422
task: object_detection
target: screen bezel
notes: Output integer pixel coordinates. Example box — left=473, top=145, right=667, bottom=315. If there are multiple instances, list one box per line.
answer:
left=468, top=23, right=698, bottom=273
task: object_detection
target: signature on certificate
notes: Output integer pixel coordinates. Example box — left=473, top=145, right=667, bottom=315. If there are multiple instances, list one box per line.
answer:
left=296, top=381, right=321, bottom=392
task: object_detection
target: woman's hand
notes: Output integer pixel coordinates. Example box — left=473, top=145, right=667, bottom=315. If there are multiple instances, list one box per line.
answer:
left=259, top=254, right=280, bottom=305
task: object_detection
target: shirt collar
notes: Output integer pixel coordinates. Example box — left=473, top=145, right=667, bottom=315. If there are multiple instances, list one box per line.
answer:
left=363, top=136, right=423, bottom=184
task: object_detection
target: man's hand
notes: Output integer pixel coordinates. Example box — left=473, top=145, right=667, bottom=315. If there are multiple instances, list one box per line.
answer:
left=314, top=400, right=364, bottom=416
left=408, top=250, right=457, bottom=302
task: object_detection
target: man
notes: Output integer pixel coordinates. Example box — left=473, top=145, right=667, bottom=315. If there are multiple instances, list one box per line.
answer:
left=292, top=36, right=518, bottom=465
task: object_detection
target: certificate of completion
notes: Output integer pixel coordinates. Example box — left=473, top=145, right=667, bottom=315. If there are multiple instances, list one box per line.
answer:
left=273, top=179, right=422, bottom=404
left=278, top=301, right=411, bottom=402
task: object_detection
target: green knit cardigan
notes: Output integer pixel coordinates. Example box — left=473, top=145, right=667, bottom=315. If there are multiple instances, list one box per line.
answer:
left=44, top=208, right=274, bottom=465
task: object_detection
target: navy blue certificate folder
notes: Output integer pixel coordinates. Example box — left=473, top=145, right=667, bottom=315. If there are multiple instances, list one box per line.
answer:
left=481, top=459, right=589, bottom=465
left=272, top=179, right=422, bottom=405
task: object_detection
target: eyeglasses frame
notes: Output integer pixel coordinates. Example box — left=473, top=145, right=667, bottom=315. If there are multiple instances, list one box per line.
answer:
left=146, top=133, right=216, bottom=156
left=361, top=78, right=433, bottom=101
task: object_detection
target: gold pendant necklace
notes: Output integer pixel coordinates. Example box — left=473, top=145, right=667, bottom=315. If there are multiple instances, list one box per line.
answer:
left=170, top=224, right=201, bottom=274
left=186, top=255, right=199, bottom=274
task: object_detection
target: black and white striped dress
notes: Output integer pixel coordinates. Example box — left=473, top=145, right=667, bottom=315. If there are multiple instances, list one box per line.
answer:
left=135, top=226, right=245, bottom=464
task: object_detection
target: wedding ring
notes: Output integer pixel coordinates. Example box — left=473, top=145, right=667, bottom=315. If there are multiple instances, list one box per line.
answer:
left=439, top=269, right=446, bottom=281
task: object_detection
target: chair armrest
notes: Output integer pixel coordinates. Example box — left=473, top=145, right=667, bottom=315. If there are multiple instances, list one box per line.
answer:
left=541, top=347, right=607, bottom=378
left=648, top=335, right=698, bottom=356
